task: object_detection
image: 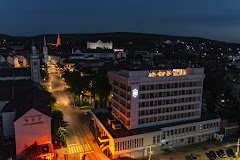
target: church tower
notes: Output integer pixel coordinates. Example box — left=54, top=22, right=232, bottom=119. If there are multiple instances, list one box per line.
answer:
left=56, top=34, right=61, bottom=48
left=43, top=35, right=48, bottom=65
left=30, top=42, right=41, bottom=83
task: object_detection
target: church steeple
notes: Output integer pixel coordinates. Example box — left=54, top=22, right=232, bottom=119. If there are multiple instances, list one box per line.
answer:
left=31, top=41, right=37, bottom=55
left=44, top=35, right=47, bottom=47
left=56, top=34, right=61, bottom=48
left=43, top=35, right=48, bottom=65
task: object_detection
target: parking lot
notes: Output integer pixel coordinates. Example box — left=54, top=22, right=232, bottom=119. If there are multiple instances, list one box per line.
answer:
left=147, top=140, right=239, bottom=160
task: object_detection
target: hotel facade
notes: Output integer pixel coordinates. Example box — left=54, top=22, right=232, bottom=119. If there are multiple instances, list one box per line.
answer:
left=90, top=67, right=221, bottom=159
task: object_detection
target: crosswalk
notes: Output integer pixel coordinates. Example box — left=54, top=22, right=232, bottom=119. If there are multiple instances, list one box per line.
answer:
left=67, top=143, right=92, bottom=154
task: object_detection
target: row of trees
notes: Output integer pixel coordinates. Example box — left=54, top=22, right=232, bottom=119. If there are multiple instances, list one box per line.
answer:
left=62, top=70, right=111, bottom=108
left=51, top=109, right=67, bottom=147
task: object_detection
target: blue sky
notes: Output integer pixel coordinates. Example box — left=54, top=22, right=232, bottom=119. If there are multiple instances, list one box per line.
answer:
left=0, top=0, right=240, bottom=42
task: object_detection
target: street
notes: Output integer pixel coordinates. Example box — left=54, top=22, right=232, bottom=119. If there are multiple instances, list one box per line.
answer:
left=46, top=63, right=109, bottom=160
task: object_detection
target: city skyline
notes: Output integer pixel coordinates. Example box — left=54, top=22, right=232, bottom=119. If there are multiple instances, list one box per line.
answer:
left=0, top=0, right=240, bottom=42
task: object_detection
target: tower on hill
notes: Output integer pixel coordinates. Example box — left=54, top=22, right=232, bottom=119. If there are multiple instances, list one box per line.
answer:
left=56, top=34, right=61, bottom=48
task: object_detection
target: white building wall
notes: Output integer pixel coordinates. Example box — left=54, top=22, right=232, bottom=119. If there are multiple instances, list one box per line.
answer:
left=109, top=68, right=205, bottom=130
left=87, top=40, right=113, bottom=49
left=14, top=108, right=51, bottom=158
left=2, top=111, right=16, bottom=139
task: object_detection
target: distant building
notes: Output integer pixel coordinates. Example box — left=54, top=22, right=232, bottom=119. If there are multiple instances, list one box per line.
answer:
left=87, top=40, right=113, bottom=49
left=90, top=67, right=221, bottom=159
left=0, top=53, right=28, bottom=68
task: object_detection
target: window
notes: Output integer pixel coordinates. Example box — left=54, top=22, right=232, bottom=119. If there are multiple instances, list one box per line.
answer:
left=146, top=110, right=150, bottom=115
left=149, top=117, right=153, bottom=122
left=166, top=100, right=170, bottom=104
left=154, top=117, right=157, bottom=122
left=151, top=85, right=154, bottom=90
left=150, top=101, right=153, bottom=106
left=179, top=128, right=181, bottom=134
left=146, top=102, right=149, bottom=107
left=182, top=128, right=185, bottom=133
left=153, top=136, right=156, bottom=144
left=157, top=135, right=160, bottom=143
left=159, top=84, right=162, bottom=89
left=150, top=110, right=153, bottom=115
left=154, top=109, right=157, bottom=114
left=166, top=107, right=169, bottom=112
left=150, top=93, right=154, bottom=98
left=193, top=126, right=196, bottom=131
left=140, top=110, right=145, bottom=116
left=167, top=84, right=170, bottom=88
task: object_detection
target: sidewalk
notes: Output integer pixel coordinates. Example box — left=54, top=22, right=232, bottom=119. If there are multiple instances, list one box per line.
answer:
left=54, top=147, right=68, bottom=160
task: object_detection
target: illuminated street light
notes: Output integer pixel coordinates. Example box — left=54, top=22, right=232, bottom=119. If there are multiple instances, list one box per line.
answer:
left=236, top=138, right=240, bottom=159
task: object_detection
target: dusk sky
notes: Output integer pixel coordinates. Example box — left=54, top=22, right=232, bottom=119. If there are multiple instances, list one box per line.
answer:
left=1, top=0, right=240, bottom=42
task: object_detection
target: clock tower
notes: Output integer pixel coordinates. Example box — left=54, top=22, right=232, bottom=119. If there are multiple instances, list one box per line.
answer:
left=30, top=42, right=41, bottom=83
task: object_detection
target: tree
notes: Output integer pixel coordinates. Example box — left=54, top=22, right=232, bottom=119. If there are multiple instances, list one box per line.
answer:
left=91, top=74, right=111, bottom=108
left=51, top=109, right=67, bottom=141
left=62, top=71, right=90, bottom=106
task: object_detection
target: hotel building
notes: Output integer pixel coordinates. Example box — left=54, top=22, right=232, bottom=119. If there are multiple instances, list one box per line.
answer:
left=90, top=67, right=221, bottom=159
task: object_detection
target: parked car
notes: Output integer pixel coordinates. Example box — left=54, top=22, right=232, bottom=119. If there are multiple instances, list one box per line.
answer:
left=209, top=151, right=217, bottom=159
left=206, top=152, right=215, bottom=160
left=190, top=153, right=197, bottom=160
left=218, top=149, right=226, bottom=158
left=226, top=148, right=235, bottom=157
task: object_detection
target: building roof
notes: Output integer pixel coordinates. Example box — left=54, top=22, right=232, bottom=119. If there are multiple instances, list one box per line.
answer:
left=0, top=79, right=33, bottom=101
left=91, top=108, right=220, bottom=138
left=0, top=67, right=31, bottom=77
left=2, top=87, right=52, bottom=121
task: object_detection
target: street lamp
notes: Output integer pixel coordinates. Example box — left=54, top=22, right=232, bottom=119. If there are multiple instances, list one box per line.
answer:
left=148, top=145, right=152, bottom=160
left=236, top=138, right=240, bottom=160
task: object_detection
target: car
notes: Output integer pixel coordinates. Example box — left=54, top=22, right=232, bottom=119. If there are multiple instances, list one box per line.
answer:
left=209, top=151, right=217, bottom=159
left=218, top=149, right=226, bottom=158
left=226, top=148, right=235, bottom=157
left=206, top=152, right=215, bottom=160
left=190, top=153, right=197, bottom=160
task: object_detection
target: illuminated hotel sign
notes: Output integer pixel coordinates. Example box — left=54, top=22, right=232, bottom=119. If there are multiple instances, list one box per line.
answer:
left=148, top=69, right=187, bottom=77
left=132, top=89, right=138, bottom=98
